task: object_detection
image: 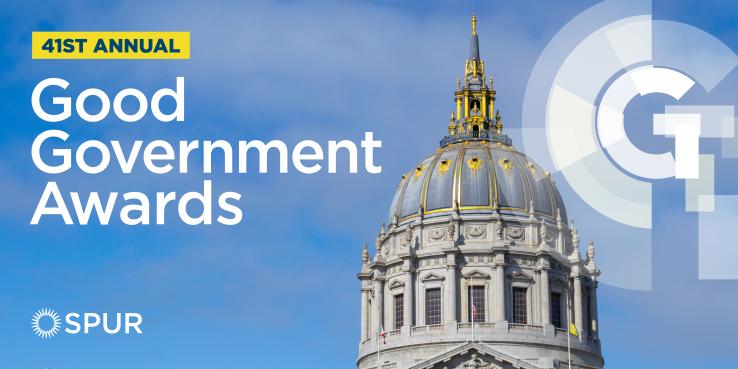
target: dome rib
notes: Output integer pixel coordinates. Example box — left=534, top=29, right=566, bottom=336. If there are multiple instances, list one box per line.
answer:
left=509, top=149, right=533, bottom=213
left=419, top=153, right=442, bottom=211
left=484, top=145, right=499, bottom=208
left=423, top=150, right=457, bottom=212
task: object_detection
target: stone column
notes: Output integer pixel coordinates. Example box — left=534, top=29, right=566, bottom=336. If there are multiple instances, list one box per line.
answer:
left=573, top=276, right=583, bottom=334
left=495, top=261, right=506, bottom=321
left=373, top=278, right=384, bottom=336
left=361, top=289, right=369, bottom=340
left=445, top=259, right=457, bottom=324
left=582, top=287, right=589, bottom=337
left=591, top=282, right=599, bottom=336
left=540, top=267, right=551, bottom=326
left=403, top=267, right=413, bottom=332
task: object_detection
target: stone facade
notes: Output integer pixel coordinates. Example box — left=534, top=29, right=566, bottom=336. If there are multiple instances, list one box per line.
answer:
left=357, top=16, right=603, bottom=369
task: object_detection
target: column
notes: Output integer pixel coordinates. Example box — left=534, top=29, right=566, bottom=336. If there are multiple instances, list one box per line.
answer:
left=495, top=263, right=506, bottom=321
left=403, top=268, right=413, bottom=331
left=445, top=264, right=457, bottom=323
left=573, top=276, right=583, bottom=334
left=582, top=287, right=589, bottom=337
left=373, top=278, right=384, bottom=336
left=540, top=267, right=551, bottom=325
left=591, top=283, right=599, bottom=336
left=456, top=96, right=462, bottom=119
left=481, top=93, right=487, bottom=117
left=361, top=289, right=369, bottom=340
left=464, top=94, right=470, bottom=118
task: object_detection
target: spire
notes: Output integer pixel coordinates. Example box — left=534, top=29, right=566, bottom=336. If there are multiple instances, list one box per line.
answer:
left=469, top=14, right=480, bottom=61
left=464, top=14, right=484, bottom=79
left=440, top=15, right=509, bottom=148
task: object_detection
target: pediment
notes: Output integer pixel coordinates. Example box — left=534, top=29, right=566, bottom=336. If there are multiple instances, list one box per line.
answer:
left=421, top=272, right=445, bottom=282
left=462, top=269, right=491, bottom=279
left=549, top=274, right=569, bottom=288
left=510, top=270, right=534, bottom=282
left=409, top=342, right=542, bottom=369
left=388, top=279, right=405, bottom=290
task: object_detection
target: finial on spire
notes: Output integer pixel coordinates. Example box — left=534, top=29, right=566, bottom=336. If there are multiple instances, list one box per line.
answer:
left=362, top=243, right=369, bottom=265
left=448, top=112, right=457, bottom=134
left=375, top=234, right=382, bottom=254
left=586, top=240, right=597, bottom=272
left=468, top=14, right=481, bottom=63
left=495, top=110, right=503, bottom=134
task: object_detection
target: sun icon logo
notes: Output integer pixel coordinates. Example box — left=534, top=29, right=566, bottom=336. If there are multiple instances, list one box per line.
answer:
left=31, top=308, right=61, bottom=338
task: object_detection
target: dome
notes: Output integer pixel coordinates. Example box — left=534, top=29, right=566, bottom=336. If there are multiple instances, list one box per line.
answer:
left=358, top=16, right=603, bottom=369
left=387, top=141, right=567, bottom=225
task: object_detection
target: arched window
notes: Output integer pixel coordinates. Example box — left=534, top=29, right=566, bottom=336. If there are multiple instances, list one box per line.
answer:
left=470, top=99, right=481, bottom=111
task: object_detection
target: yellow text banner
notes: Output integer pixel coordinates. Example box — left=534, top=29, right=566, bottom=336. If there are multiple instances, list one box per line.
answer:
left=32, top=32, right=190, bottom=59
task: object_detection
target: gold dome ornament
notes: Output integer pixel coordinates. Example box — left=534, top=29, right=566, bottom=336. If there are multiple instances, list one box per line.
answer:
left=413, top=165, right=425, bottom=180
left=438, top=159, right=453, bottom=174
left=498, top=158, right=513, bottom=173
left=467, top=156, right=483, bottom=171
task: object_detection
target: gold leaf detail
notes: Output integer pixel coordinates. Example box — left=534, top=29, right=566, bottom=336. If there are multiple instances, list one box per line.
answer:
left=439, top=159, right=452, bottom=174
left=414, top=165, right=426, bottom=180
left=527, top=162, right=536, bottom=174
left=499, top=158, right=513, bottom=173
left=467, top=157, right=482, bottom=171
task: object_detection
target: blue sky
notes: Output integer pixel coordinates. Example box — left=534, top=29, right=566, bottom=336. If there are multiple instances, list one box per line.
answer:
left=1, top=0, right=737, bottom=368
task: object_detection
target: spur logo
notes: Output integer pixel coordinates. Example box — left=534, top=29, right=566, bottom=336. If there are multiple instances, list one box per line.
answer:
left=31, top=308, right=143, bottom=338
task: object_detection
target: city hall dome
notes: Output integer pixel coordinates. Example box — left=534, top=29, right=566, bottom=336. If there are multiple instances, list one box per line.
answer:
left=357, top=15, right=603, bottom=369
left=387, top=142, right=567, bottom=225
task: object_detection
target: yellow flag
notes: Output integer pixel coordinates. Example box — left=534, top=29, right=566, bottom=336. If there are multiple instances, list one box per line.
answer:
left=569, top=323, right=579, bottom=336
